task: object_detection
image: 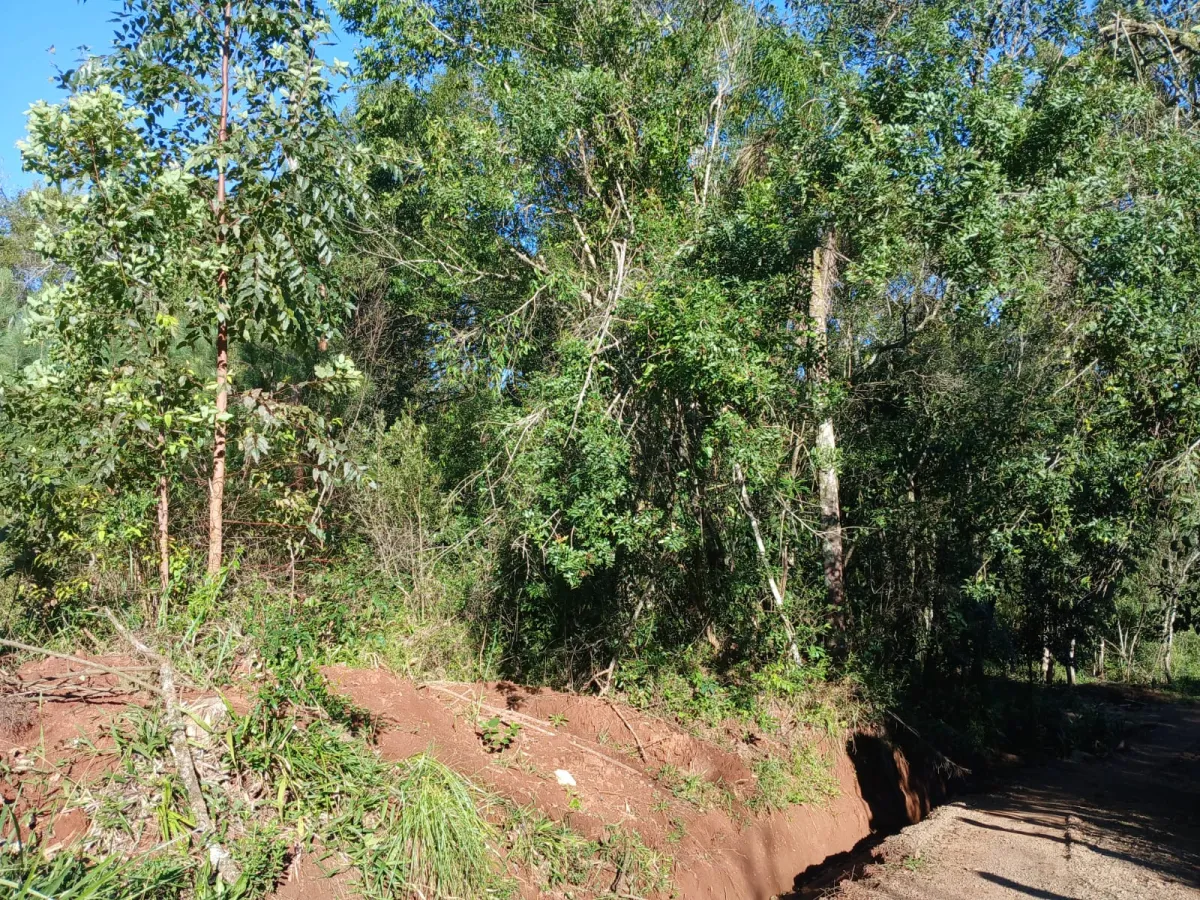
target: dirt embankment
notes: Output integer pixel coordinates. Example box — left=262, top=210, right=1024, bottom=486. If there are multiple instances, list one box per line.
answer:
left=1, top=655, right=151, bottom=853
left=3, top=655, right=948, bottom=900
left=321, top=667, right=946, bottom=899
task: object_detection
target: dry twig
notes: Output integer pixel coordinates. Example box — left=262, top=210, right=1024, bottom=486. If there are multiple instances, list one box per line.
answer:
left=101, top=610, right=242, bottom=885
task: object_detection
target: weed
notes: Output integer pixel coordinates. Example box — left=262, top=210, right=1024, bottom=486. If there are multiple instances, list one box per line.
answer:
left=383, top=754, right=496, bottom=898
left=154, top=777, right=195, bottom=842
left=502, top=804, right=592, bottom=888
left=666, top=818, right=686, bottom=844
left=478, top=715, right=522, bottom=753
left=655, top=763, right=736, bottom=812
left=599, top=826, right=673, bottom=897
left=548, top=712, right=569, bottom=728
left=228, top=676, right=502, bottom=899
left=749, top=744, right=840, bottom=812
left=0, top=804, right=186, bottom=900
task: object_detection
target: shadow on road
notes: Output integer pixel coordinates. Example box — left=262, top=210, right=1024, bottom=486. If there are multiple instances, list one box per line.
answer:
left=787, top=690, right=1200, bottom=898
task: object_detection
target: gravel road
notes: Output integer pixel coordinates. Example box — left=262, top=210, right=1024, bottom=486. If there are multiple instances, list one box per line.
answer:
left=827, top=698, right=1200, bottom=900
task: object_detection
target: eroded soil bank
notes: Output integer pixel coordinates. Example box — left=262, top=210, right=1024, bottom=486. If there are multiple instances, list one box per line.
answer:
left=2, top=656, right=950, bottom=900
left=317, top=667, right=948, bottom=899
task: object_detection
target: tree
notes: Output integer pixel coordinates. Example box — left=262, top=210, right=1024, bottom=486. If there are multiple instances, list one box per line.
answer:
left=97, top=0, right=365, bottom=575
left=5, top=87, right=206, bottom=612
left=1, top=0, right=366, bottom=617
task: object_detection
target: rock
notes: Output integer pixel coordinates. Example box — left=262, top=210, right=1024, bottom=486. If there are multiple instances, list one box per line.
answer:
left=554, top=769, right=576, bottom=787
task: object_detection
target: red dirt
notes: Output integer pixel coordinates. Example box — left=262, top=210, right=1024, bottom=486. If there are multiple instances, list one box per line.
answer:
left=1, top=654, right=251, bottom=856
left=323, top=666, right=937, bottom=900
left=271, top=850, right=359, bottom=900
left=2, top=655, right=941, bottom=899
left=0, top=653, right=149, bottom=853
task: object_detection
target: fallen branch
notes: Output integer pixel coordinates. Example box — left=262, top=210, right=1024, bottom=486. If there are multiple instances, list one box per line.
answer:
left=0, top=639, right=161, bottom=697
left=885, top=710, right=971, bottom=780
left=606, top=700, right=648, bottom=763
left=101, top=610, right=242, bottom=885
left=423, top=683, right=645, bottom=777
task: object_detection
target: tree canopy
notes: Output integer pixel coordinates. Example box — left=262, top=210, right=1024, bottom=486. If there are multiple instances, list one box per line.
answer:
left=2, top=0, right=1198, bottom=728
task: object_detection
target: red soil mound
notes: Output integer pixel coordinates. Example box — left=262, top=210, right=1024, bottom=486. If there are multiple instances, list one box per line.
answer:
left=2, top=654, right=941, bottom=899
left=1, top=653, right=150, bottom=853
left=322, top=667, right=937, bottom=900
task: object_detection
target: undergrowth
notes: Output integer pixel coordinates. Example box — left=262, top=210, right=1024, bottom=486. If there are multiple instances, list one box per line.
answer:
left=0, top=803, right=187, bottom=900
left=748, top=745, right=841, bottom=812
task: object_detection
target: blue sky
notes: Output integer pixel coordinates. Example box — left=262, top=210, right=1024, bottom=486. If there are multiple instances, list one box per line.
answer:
left=0, top=0, right=355, bottom=193
left=0, top=1, right=114, bottom=190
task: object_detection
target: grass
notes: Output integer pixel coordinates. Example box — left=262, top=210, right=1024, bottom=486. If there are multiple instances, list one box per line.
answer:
left=498, top=803, right=674, bottom=897
left=654, top=763, right=737, bottom=813
left=383, top=754, right=496, bottom=898
left=56, top=669, right=504, bottom=900
left=0, top=804, right=187, bottom=900
left=749, top=744, right=840, bottom=812
left=599, top=826, right=673, bottom=898
left=501, top=803, right=594, bottom=889
left=227, top=679, right=503, bottom=900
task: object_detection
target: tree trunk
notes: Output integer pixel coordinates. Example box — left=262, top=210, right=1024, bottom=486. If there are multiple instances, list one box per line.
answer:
left=206, top=3, right=233, bottom=577
left=1096, top=639, right=1106, bottom=681
left=1163, top=597, right=1177, bottom=684
left=207, top=321, right=228, bottom=575
left=809, top=228, right=845, bottom=634
left=734, top=464, right=805, bottom=669
left=157, top=474, right=170, bottom=594
left=1041, top=644, right=1052, bottom=684
left=1067, top=638, right=1076, bottom=687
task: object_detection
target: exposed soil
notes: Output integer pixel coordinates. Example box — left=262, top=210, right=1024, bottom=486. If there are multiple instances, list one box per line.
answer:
left=817, top=698, right=1200, bottom=900
left=320, top=666, right=939, bottom=900
left=0, top=654, right=152, bottom=853
left=3, top=655, right=944, bottom=899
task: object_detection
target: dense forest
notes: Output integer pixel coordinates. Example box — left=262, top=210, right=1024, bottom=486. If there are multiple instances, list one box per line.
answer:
left=1, top=0, right=1198, bottom=897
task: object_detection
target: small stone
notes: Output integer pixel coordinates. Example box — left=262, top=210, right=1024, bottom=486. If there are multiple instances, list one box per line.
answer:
left=555, top=769, right=576, bottom=787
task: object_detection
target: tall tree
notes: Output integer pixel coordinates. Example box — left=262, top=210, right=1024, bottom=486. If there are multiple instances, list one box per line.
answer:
left=100, top=0, right=364, bottom=575
left=808, top=228, right=846, bottom=635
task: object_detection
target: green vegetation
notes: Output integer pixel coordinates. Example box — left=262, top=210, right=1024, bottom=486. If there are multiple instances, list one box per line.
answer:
left=655, top=764, right=739, bottom=813
left=479, top=716, right=523, bottom=753
left=749, top=746, right=841, bottom=812
left=3, top=0, right=1200, bottom=896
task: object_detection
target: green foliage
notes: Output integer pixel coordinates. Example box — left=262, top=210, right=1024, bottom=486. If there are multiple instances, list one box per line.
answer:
left=3, top=2, right=1200, bottom=890
left=654, top=764, right=737, bottom=813
left=197, top=673, right=499, bottom=900
left=501, top=804, right=594, bottom=889
left=0, top=0, right=366, bottom=611
left=0, top=851, right=185, bottom=900
left=596, top=826, right=673, bottom=898
left=385, top=754, right=496, bottom=898
left=749, top=746, right=840, bottom=812
left=478, top=715, right=522, bottom=753
left=0, top=801, right=186, bottom=899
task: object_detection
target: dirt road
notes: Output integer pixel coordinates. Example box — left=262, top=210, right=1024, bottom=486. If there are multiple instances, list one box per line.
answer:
left=827, top=699, right=1200, bottom=900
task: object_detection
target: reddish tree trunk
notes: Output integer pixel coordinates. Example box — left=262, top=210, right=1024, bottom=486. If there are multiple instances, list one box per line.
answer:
left=206, top=3, right=233, bottom=576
